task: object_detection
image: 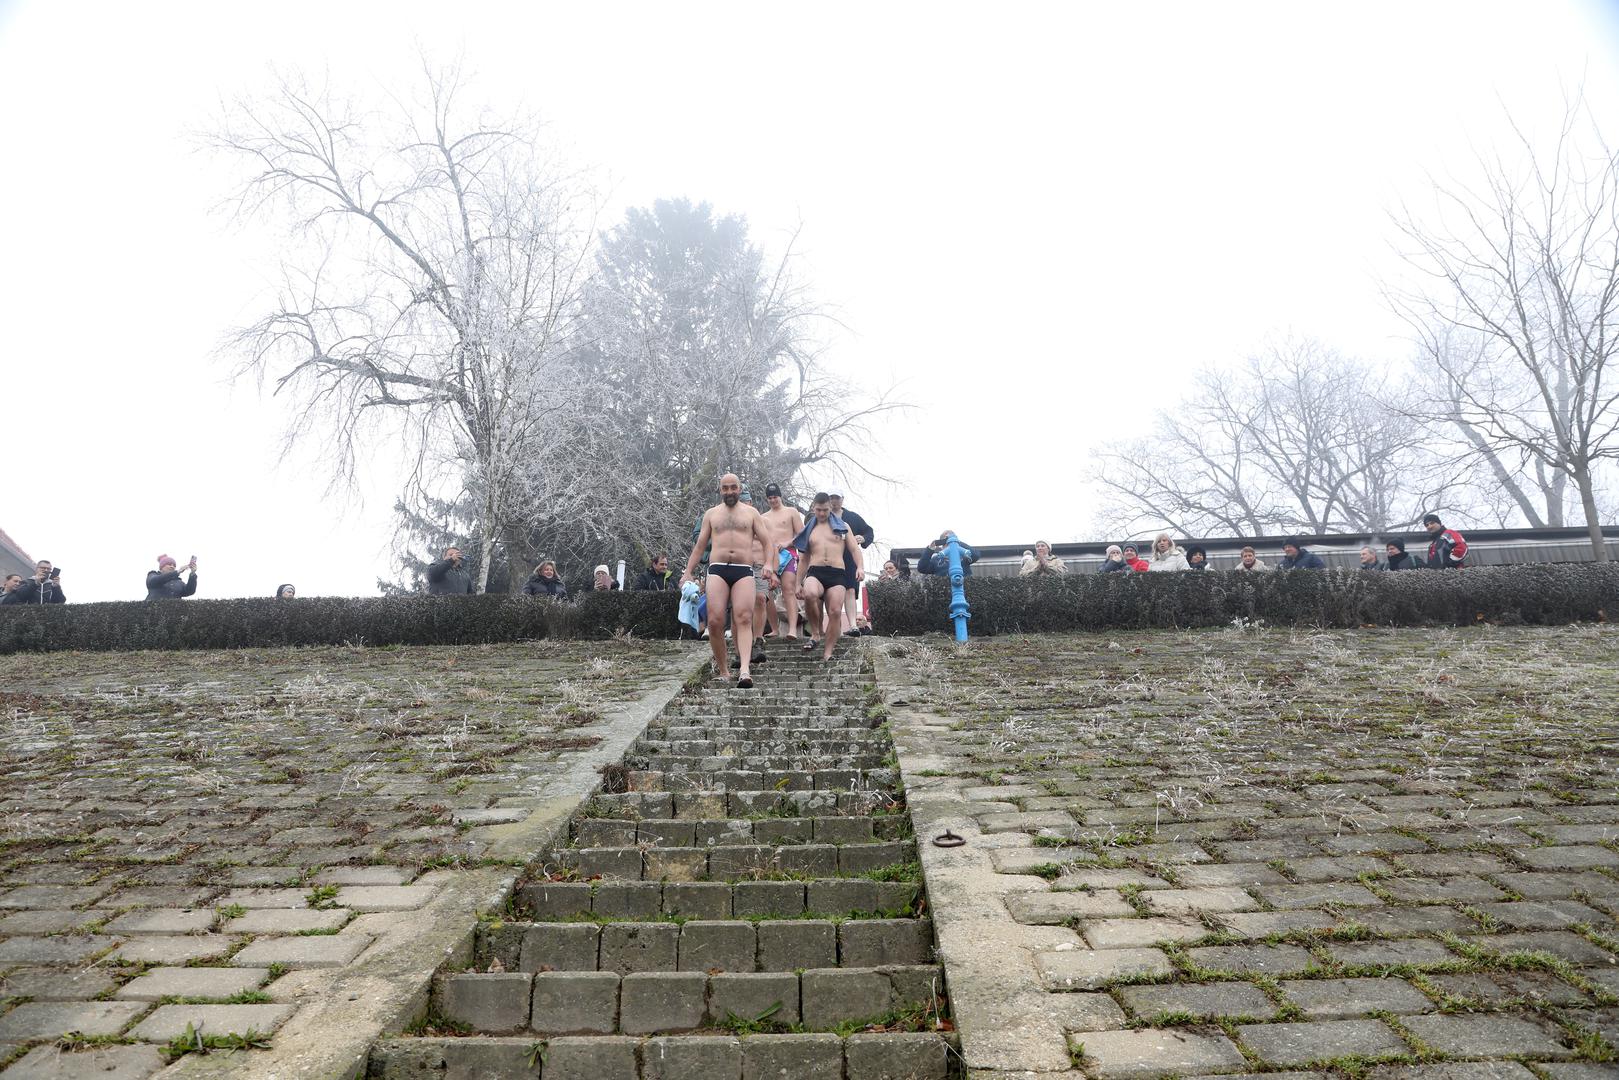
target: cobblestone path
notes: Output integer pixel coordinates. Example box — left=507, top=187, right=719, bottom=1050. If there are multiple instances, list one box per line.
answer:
left=879, top=626, right=1619, bottom=1080
left=370, top=636, right=957, bottom=1078
left=0, top=640, right=686, bottom=1077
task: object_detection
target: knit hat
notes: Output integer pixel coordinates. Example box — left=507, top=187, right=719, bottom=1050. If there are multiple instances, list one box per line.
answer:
left=1284, top=536, right=1302, bottom=549
left=157, top=554, right=175, bottom=567
left=594, top=565, right=610, bottom=576
left=764, top=482, right=782, bottom=497
left=1388, top=538, right=1407, bottom=554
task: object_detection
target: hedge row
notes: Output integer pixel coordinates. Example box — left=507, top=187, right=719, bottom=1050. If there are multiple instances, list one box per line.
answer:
left=867, top=563, right=1619, bottom=635
left=0, top=591, right=683, bottom=654
left=3, top=564, right=1613, bottom=654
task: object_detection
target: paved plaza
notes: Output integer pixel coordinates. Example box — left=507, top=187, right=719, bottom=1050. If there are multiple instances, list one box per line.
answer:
left=882, top=625, right=1619, bottom=1078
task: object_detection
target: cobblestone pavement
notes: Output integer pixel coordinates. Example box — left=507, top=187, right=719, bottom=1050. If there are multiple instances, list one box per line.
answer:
left=879, top=626, right=1619, bottom=1079
left=0, top=640, right=685, bottom=1076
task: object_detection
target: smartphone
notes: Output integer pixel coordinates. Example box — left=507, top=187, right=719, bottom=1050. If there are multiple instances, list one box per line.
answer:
left=49, top=568, right=60, bottom=578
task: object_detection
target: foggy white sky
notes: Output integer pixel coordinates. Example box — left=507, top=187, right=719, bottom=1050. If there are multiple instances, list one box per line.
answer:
left=3, top=1, right=1618, bottom=602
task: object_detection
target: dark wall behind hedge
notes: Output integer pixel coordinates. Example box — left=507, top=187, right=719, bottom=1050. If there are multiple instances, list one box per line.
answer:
left=3, top=564, right=1614, bottom=654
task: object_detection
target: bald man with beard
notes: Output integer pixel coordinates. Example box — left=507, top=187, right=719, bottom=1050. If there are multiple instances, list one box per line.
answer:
left=682, top=473, right=781, bottom=688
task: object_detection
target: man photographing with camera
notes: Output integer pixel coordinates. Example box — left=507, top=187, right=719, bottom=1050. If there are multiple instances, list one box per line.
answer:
left=11, top=560, right=67, bottom=604
left=426, top=545, right=475, bottom=595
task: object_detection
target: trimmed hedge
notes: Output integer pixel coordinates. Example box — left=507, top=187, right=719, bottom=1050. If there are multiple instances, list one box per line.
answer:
left=4, top=564, right=1612, bottom=654
left=868, top=563, right=1619, bottom=636
left=0, top=591, right=683, bottom=655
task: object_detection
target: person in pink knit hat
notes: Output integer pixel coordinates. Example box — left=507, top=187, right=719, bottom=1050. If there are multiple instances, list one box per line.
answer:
left=146, top=553, right=198, bottom=600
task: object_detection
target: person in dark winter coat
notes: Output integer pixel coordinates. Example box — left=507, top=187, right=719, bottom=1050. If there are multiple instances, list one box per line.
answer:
left=426, top=547, right=474, bottom=595
left=636, top=554, right=677, bottom=592
left=2, top=574, right=40, bottom=604
left=1384, top=539, right=1425, bottom=571
left=1423, top=514, right=1468, bottom=569
left=523, top=561, right=567, bottom=599
left=1358, top=546, right=1385, bottom=571
left=1099, top=545, right=1131, bottom=572
left=917, top=532, right=977, bottom=576
left=1186, top=546, right=1210, bottom=570
left=1278, top=538, right=1325, bottom=570
left=275, top=584, right=297, bottom=598
left=147, top=554, right=199, bottom=600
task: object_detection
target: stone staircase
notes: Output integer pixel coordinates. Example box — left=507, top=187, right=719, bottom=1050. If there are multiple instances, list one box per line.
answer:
left=368, top=640, right=957, bottom=1079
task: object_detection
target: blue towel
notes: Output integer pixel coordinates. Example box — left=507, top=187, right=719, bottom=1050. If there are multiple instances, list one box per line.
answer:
left=792, top=512, right=847, bottom=553
left=678, top=581, right=702, bottom=632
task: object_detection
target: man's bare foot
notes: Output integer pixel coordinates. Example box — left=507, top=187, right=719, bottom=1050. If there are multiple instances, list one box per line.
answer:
left=736, top=673, right=753, bottom=689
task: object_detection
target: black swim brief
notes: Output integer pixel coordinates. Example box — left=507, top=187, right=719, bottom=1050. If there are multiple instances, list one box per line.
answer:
left=806, top=565, right=844, bottom=590
left=709, top=563, right=752, bottom=587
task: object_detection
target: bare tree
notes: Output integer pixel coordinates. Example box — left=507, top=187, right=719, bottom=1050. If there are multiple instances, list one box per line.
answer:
left=1390, top=92, right=1619, bottom=560
left=1090, top=338, right=1454, bottom=539
left=211, top=64, right=595, bottom=590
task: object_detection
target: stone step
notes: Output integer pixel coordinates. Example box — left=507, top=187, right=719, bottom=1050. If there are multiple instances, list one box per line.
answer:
left=516, top=879, right=921, bottom=923
left=585, top=789, right=899, bottom=821
left=430, top=963, right=945, bottom=1036
left=550, top=839, right=917, bottom=881
left=478, top=918, right=935, bottom=973
left=370, top=1030, right=953, bottom=1079
left=570, top=815, right=910, bottom=848
left=624, top=767, right=897, bottom=793
left=636, top=733, right=890, bottom=753
left=624, top=754, right=892, bottom=773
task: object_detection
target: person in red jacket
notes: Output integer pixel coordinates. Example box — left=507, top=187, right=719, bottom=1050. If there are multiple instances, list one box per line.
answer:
left=1122, top=544, right=1149, bottom=572
left=1423, top=514, right=1468, bottom=569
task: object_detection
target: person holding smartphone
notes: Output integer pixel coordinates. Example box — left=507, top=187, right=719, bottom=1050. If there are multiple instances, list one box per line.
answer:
left=146, top=554, right=199, bottom=600
left=27, top=560, right=66, bottom=604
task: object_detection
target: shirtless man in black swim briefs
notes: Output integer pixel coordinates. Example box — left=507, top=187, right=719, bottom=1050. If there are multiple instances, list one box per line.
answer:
left=797, top=492, right=864, bottom=661
left=761, top=483, right=805, bottom=640
left=682, top=473, right=781, bottom=688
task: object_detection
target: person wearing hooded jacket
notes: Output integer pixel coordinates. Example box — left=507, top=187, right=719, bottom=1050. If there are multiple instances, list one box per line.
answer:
left=1147, top=533, right=1190, bottom=572
left=1185, top=546, right=1210, bottom=570
left=1278, top=537, right=1326, bottom=570
left=1384, top=540, right=1425, bottom=571
left=524, top=561, right=568, bottom=598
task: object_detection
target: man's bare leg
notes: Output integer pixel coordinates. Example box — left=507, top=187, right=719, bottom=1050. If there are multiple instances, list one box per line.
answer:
left=757, top=586, right=772, bottom=639
left=800, top=579, right=824, bottom=649
left=704, top=576, right=732, bottom=676
left=822, top=584, right=848, bottom=660
left=732, top=578, right=758, bottom=686
left=782, top=571, right=799, bottom=638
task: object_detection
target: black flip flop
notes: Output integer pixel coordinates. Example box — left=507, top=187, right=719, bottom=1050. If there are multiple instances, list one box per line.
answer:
left=803, top=638, right=817, bottom=651
left=736, top=675, right=754, bottom=689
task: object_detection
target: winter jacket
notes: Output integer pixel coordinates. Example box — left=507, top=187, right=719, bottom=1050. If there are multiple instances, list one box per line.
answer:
left=636, top=567, right=677, bottom=592
left=1185, top=546, right=1210, bottom=571
left=426, top=558, right=474, bottom=595
left=1147, top=546, right=1190, bottom=572
left=1, top=580, right=41, bottom=605
left=1278, top=548, right=1326, bottom=570
left=1125, top=556, right=1150, bottom=572
left=1360, top=559, right=1387, bottom=571
left=523, top=573, right=567, bottom=599
left=1019, top=552, right=1068, bottom=576
left=1386, top=550, right=1425, bottom=571
left=146, top=569, right=198, bottom=600
left=918, top=540, right=977, bottom=577
left=1098, top=557, right=1132, bottom=573
left=1232, top=558, right=1270, bottom=572
left=1427, top=528, right=1468, bottom=569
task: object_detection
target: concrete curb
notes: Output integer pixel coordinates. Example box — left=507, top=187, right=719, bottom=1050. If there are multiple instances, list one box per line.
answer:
left=871, top=642, right=1078, bottom=1076
left=158, top=649, right=707, bottom=1080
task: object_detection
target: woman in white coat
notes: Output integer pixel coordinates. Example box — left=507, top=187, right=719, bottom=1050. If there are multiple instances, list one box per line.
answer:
left=1147, top=532, right=1190, bottom=572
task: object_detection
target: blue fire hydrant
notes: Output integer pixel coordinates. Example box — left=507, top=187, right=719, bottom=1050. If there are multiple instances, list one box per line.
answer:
left=940, top=533, right=972, bottom=643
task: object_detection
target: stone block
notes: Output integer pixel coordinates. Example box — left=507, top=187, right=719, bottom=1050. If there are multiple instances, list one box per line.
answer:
left=1236, top=1019, right=1406, bottom=1067
left=814, top=817, right=875, bottom=844
left=104, top=908, right=216, bottom=935
left=644, top=848, right=708, bottom=882
left=1399, top=1013, right=1574, bottom=1058
left=110, top=935, right=235, bottom=965
left=1186, top=944, right=1316, bottom=976
left=440, top=1038, right=542, bottom=1078
left=1116, top=982, right=1276, bottom=1022
left=438, top=973, right=532, bottom=1033
left=520, top=923, right=600, bottom=972
left=707, top=971, right=800, bottom=1026
left=218, top=887, right=308, bottom=909
left=540, top=1035, right=639, bottom=1080
left=0, top=966, right=118, bottom=1001
left=1082, top=917, right=1207, bottom=949
left=732, top=881, right=806, bottom=918
left=708, top=845, right=772, bottom=879
left=519, top=882, right=593, bottom=919
left=529, top=971, right=619, bottom=1034
left=333, top=884, right=435, bottom=911
left=757, top=920, right=836, bottom=971
left=0, top=1000, right=147, bottom=1041
left=1006, top=891, right=1136, bottom=923
left=1140, top=887, right=1259, bottom=914
left=657, top=882, right=729, bottom=920
left=741, top=1031, right=844, bottom=1080
left=0, top=1044, right=166, bottom=1079
left=678, top=921, right=757, bottom=973
left=230, top=933, right=371, bottom=969
left=1279, top=977, right=1433, bottom=1019
left=1036, top=947, right=1173, bottom=990
left=844, top=1032, right=950, bottom=1080
left=0, top=935, right=118, bottom=964
left=619, top=971, right=707, bottom=1034
left=641, top=1035, right=743, bottom=1080
left=807, top=879, right=879, bottom=915
left=800, top=968, right=891, bottom=1029
left=1324, top=939, right=1459, bottom=971
left=599, top=922, right=679, bottom=974
left=1071, top=1028, right=1246, bottom=1078
left=838, top=919, right=933, bottom=967
left=837, top=841, right=911, bottom=875
left=129, top=1002, right=296, bottom=1042
left=572, top=847, right=643, bottom=880
left=115, top=967, right=268, bottom=1002
left=592, top=882, right=662, bottom=920
left=772, top=844, right=838, bottom=877
left=226, top=908, right=349, bottom=935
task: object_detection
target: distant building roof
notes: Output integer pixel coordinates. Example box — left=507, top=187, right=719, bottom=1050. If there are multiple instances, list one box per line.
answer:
left=0, top=526, right=33, bottom=579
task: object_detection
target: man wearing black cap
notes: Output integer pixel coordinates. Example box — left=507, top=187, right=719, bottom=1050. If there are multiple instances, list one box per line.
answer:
left=827, top=492, right=874, bottom=635
left=1423, top=514, right=1469, bottom=569
left=760, top=483, right=805, bottom=639
left=1277, top=537, right=1326, bottom=570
